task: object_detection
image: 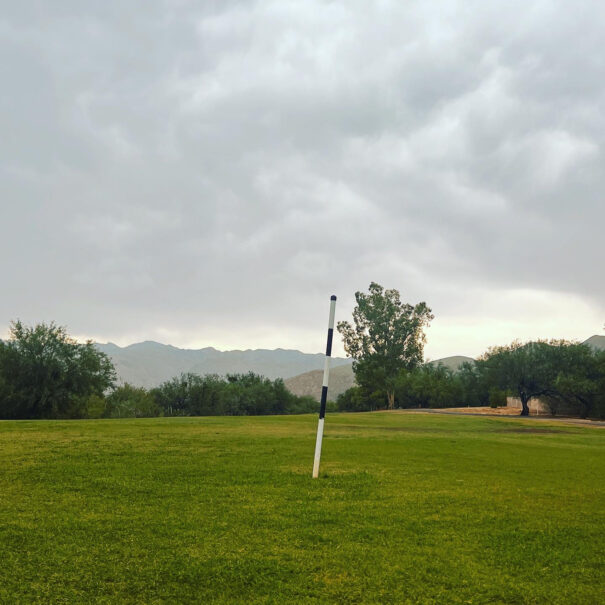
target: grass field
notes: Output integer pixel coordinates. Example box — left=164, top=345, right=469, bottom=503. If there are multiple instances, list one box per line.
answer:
left=1, top=412, right=604, bottom=604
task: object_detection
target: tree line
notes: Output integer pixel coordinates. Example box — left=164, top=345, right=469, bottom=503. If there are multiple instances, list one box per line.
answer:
left=336, top=283, right=605, bottom=419
left=0, top=321, right=318, bottom=420
left=106, top=373, right=320, bottom=419
left=2, top=284, right=605, bottom=421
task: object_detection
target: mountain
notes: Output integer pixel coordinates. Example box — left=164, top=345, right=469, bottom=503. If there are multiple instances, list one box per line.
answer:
left=427, top=355, right=475, bottom=371
left=583, top=335, right=605, bottom=351
left=285, top=355, right=475, bottom=400
left=285, top=364, right=355, bottom=401
left=95, top=341, right=352, bottom=388
left=94, top=335, right=604, bottom=392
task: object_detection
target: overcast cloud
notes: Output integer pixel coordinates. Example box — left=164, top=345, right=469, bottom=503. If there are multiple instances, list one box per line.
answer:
left=1, top=0, right=604, bottom=359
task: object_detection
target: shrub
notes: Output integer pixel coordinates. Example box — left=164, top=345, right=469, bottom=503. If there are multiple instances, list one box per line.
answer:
left=106, top=384, right=160, bottom=418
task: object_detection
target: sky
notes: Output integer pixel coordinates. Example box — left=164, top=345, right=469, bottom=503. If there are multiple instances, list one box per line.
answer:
left=1, top=0, right=604, bottom=360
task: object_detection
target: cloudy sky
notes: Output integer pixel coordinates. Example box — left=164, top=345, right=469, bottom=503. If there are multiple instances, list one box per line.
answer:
left=1, top=1, right=604, bottom=360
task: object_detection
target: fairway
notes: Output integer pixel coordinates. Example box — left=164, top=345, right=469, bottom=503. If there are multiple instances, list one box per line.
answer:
left=1, top=413, right=603, bottom=604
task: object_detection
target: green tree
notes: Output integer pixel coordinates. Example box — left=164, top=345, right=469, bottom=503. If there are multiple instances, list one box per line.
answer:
left=151, top=373, right=224, bottom=416
left=337, top=282, right=433, bottom=409
left=0, top=321, right=115, bottom=419
left=336, top=385, right=382, bottom=412
left=151, top=372, right=306, bottom=417
left=84, top=394, right=107, bottom=419
left=593, top=352, right=605, bottom=419
left=457, top=361, right=490, bottom=407
left=394, top=364, right=462, bottom=409
left=480, top=340, right=583, bottom=416
left=106, top=383, right=160, bottom=418
left=549, top=346, right=604, bottom=417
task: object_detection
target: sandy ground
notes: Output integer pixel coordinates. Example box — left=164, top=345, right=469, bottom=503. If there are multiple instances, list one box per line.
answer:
left=395, top=407, right=605, bottom=427
left=438, top=406, right=523, bottom=415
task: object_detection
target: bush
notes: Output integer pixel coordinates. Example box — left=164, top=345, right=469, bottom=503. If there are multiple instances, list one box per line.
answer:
left=285, top=395, right=319, bottom=415
left=106, top=384, right=160, bottom=418
left=84, top=394, right=107, bottom=419
left=151, top=372, right=315, bottom=417
left=337, top=387, right=379, bottom=412
left=488, top=388, right=507, bottom=408
left=394, top=365, right=463, bottom=409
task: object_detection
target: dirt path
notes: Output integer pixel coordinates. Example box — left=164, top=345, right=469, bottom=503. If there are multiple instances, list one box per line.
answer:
left=395, top=408, right=605, bottom=428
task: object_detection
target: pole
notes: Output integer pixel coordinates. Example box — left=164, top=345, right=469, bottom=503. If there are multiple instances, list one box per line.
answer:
left=313, top=295, right=337, bottom=478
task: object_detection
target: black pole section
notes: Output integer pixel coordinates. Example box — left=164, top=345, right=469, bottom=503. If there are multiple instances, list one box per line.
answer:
left=319, top=295, right=337, bottom=419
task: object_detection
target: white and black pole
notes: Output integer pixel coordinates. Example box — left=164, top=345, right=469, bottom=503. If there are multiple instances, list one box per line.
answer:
left=312, top=294, right=337, bottom=479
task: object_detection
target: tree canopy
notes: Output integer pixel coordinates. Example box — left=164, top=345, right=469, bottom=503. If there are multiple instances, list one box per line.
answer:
left=150, top=372, right=317, bottom=417
left=336, top=337, right=605, bottom=418
left=0, top=321, right=116, bottom=419
left=337, top=282, right=433, bottom=408
left=479, top=340, right=600, bottom=416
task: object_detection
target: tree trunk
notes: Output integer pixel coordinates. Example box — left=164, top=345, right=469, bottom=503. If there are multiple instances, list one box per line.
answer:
left=519, top=394, right=530, bottom=416
left=387, top=390, right=395, bottom=410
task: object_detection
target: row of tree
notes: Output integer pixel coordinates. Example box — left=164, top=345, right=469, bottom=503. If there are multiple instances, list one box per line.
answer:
left=2, top=284, right=604, bottom=420
left=336, top=283, right=605, bottom=418
left=0, top=321, right=318, bottom=419
left=337, top=343, right=605, bottom=418
left=109, top=372, right=319, bottom=419
left=336, top=362, right=500, bottom=412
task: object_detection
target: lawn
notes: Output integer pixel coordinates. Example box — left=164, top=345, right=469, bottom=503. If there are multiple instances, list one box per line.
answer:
left=0, top=412, right=603, bottom=604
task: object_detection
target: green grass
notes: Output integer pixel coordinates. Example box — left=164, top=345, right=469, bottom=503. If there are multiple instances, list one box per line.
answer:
left=0, top=413, right=603, bottom=604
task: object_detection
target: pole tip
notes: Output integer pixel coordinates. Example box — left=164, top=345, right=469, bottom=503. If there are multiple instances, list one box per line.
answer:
left=330, top=294, right=337, bottom=301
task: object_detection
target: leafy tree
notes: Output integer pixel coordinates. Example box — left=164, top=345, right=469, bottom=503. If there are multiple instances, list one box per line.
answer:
left=488, top=387, right=508, bottom=408
left=84, top=394, right=107, bottom=419
left=224, top=373, right=298, bottom=416
left=151, top=373, right=224, bottom=416
left=336, top=386, right=382, bottom=412
left=151, top=372, right=309, bottom=417
left=480, top=340, right=583, bottom=416
left=394, top=364, right=462, bottom=409
left=337, top=282, right=433, bottom=409
left=284, top=395, right=319, bottom=415
left=106, top=383, right=160, bottom=418
left=549, top=346, right=604, bottom=417
left=593, top=353, right=605, bottom=419
left=457, top=361, right=490, bottom=407
left=0, top=321, right=115, bottom=419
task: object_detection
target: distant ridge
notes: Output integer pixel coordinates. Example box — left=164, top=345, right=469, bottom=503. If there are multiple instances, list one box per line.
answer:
left=94, top=335, right=604, bottom=391
left=427, top=355, right=474, bottom=371
left=95, top=341, right=352, bottom=388
left=285, top=365, right=355, bottom=401
left=584, top=335, right=605, bottom=351
left=285, top=355, right=475, bottom=400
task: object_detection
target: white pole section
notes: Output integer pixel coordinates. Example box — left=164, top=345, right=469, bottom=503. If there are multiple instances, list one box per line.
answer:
left=312, top=295, right=337, bottom=478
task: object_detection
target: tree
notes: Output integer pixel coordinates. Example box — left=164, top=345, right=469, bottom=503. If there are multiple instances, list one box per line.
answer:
left=457, top=361, right=490, bottom=407
left=394, top=364, right=463, bottom=409
left=0, top=321, right=115, bottom=419
left=593, top=352, right=605, bottom=419
left=480, top=339, right=585, bottom=416
left=337, top=282, right=433, bottom=409
left=336, top=386, right=382, bottom=412
left=549, top=346, right=604, bottom=418
left=151, top=373, right=224, bottom=416
left=105, top=383, right=160, bottom=418
left=151, top=371, right=307, bottom=417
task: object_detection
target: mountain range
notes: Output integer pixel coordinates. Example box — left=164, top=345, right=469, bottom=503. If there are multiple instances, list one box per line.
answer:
left=96, top=335, right=605, bottom=396
left=94, top=341, right=352, bottom=389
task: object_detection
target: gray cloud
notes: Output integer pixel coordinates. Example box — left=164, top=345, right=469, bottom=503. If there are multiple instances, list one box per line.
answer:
left=1, top=1, right=604, bottom=358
